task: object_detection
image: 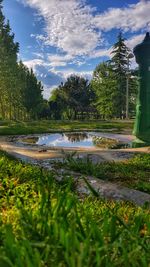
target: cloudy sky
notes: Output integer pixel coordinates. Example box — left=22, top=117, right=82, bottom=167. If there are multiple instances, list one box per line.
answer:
left=3, top=0, right=150, bottom=99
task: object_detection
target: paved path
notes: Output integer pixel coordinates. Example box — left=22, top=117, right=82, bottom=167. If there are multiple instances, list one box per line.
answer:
left=76, top=175, right=150, bottom=207
left=33, top=160, right=150, bottom=207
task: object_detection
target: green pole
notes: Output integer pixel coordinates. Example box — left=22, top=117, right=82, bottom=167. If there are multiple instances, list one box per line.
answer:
left=133, top=32, right=150, bottom=147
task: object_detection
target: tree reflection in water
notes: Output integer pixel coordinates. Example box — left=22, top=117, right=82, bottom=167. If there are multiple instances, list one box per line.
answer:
left=64, top=132, right=88, bottom=143
left=23, top=137, right=39, bottom=144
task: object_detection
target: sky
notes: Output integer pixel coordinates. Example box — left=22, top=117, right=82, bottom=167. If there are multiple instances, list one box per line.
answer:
left=3, top=0, right=150, bottom=99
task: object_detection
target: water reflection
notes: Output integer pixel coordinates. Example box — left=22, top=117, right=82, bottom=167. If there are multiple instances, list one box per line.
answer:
left=36, top=132, right=93, bottom=147
left=64, top=132, right=88, bottom=143
left=22, top=132, right=132, bottom=149
left=23, top=137, right=39, bottom=144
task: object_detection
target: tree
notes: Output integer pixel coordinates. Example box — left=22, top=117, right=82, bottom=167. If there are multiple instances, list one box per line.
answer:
left=91, top=61, right=118, bottom=119
left=0, top=0, right=19, bottom=119
left=49, top=75, right=96, bottom=120
left=18, top=62, right=44, bottom=119
left=128, top=69, right=138, bottom=117
left=62, top=75, right=95, bottom=119
left=111, top=32, right=131, bottom=118
left=49, top=85, right=66, bottom=119
left=0, top=0, right=44, bottom=121
left=91, top=32, right=138, bottom=119
left=38, top=100, right=51, bottom=119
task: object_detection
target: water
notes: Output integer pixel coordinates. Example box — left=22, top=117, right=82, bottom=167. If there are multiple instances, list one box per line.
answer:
left=37, top=132, right=93, bottom=148
left=22, top=132, right=133, bottom=149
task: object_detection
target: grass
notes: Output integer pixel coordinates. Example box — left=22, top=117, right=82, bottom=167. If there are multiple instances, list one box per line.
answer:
left=0, top=119, right=133, bottom=135
left=0, top=150, right=150, bottom=266
left=60, top=153, right=150, bottom=194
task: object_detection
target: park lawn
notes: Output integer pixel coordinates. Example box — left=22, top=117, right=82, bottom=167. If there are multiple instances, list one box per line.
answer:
left=0, top=119, right=133, bottom=135
left=0, top=150, right=150, bottom=266
left=61, top=153, right=150, bottom=194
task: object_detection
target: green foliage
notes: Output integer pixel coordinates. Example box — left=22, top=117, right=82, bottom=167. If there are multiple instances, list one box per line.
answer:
left=91, top=32, right=138, bottom=119
left=18, top=62, right=43, bottom=119
left=0, top=151, right=150, bottom=266
left=111, top=32, right=129, bottom=74
left=49, top=75, right=96, bottom=120
left=111, top=32, right=136, bottom=118
left=0, top=1, right=19, bottom=120
left=91, top=61, right=118, bottom=118
left=0, top=1, right=44, bottom=121
left=0, top=119, right=133, bottom=135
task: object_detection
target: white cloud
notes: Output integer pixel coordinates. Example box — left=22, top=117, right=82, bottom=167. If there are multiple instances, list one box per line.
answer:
left=47, top=53, right=73, bottom=67
left=20, top=0, right=101, bottom=56
left=47, top=54, right=73, bottom=62
left=47, top=53, right=88, bottom=67
left=90, top=48, right=112, bottom=59
left=32, top=52, right=44, bottom=59
left=23, top=58, right=45, bottom=71
left=125, top=33, right=145, bottom=68
left=49, top=61, right=67, bottom=67
left=42, top=84, right=58, bottom=99
left=125, top=33, right=145, bottom=50
left=52, top=68, right=93, bottom=80
left=23, top=58, right=92, bottom=99
left=19, top=0, right=149, bottom=98
left=19, top=0, right=150, bottom=63
left=94, top=1, right=150, bottom=32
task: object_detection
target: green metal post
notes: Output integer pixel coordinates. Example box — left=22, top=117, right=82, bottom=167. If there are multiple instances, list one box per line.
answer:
left=133, top=32, right=150, bottom=147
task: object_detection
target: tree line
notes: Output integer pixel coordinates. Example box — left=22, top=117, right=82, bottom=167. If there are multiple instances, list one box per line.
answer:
left=0, top=0, right=43, bottom=120
left=0, top=0, right=138, bottom=121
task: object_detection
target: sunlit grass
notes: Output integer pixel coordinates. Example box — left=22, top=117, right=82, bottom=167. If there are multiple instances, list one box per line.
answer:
left=61, top=153, right=150, bottom=194
left=0, top=119, right=133, bottom=135
left=0, top=151, right=149, bottom=266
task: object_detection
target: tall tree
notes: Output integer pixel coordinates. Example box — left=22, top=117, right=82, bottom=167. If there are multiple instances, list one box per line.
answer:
left=128, top=69, right=138, bottom=117
left=0, top=0, right=44, bottom=121
left=111, top=32, right=130, bottom=118
left=18, top=62, right=43, bottom=119
left=91, top=61, right=118, bottom=119
left=0, top=0, right=19, bottom=119
left=91, top=33, right=138, bottom=119
left=49, top=85, right=66, bottom=119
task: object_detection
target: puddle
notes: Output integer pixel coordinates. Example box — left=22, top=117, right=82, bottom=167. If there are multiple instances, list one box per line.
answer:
left=21, top=132, right=133, bottom=149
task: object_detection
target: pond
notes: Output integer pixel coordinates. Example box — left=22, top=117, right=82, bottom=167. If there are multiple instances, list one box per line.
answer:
left=22, top=132, right=133, bottom=149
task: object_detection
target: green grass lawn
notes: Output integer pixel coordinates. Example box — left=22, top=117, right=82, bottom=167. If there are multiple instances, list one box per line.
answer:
left=60, top=153, right=150, bottom=194
left=0, top=151, right=149, bottom=266
left=0, top=119, right=133, bottom=135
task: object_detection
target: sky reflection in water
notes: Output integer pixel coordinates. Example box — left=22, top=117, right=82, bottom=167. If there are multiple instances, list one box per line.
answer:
left=37, top=133, right=93, bottom=148
left=35, top=132, right=133, bottom=148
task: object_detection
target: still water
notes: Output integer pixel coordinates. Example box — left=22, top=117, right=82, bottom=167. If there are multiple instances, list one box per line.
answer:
left=37, top=132, right=93, bottom=147
left=23, top=132, right=133, bottom=148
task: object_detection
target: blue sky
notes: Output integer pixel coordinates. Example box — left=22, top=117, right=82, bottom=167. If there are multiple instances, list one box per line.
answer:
left=3, top=0, right=150, bottom=99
